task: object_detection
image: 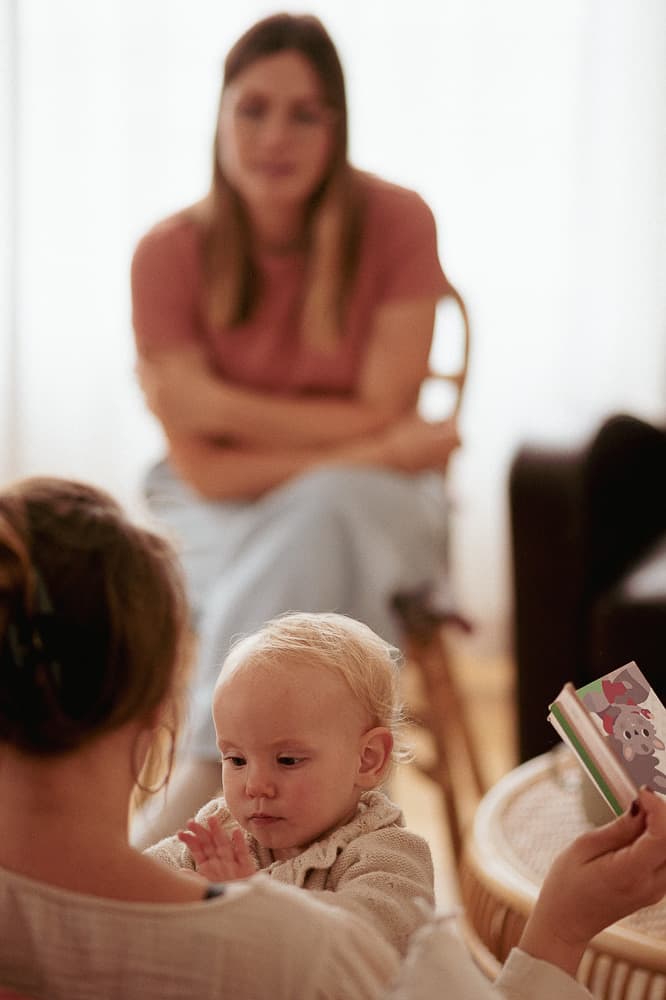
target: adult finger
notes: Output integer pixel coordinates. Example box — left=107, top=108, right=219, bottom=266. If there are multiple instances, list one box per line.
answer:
left=571, top=799, right=646, bottom=862
left=639, top=787, right=666, bottom=836
left=628, top=787, right=666, bottom=873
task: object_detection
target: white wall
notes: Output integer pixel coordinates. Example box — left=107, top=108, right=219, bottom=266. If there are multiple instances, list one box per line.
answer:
left=3, top=0, right=665, bottom=652
left=1, top=0, right=17, bottom=481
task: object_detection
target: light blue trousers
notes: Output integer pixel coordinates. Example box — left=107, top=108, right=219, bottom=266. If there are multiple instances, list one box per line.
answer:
left=145, top=461, right=448, bottom=758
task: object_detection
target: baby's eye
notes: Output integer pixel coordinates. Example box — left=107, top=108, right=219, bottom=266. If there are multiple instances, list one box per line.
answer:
left=224, top=755, right=246, bottom=768
left=278, top=755, right=304, bottom=767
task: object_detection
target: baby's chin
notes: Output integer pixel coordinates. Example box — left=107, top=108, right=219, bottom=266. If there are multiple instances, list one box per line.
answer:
left=240, top=818, right=302, bottom=859
left=269, top=844, right=304, bottom=861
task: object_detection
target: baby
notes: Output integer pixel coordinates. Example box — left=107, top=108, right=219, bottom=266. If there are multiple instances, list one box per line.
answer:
left=146, top=611, right=434, bottom=955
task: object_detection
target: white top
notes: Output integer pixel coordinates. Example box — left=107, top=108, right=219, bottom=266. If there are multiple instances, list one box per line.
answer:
left=389, top=917, right=594, bottom=1000
left=0, top=865, right=593, bottom=999
left=0, top=867, right=397, bottom=1000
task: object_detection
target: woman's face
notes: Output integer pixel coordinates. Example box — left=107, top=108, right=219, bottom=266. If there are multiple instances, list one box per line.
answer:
left=218, top=50, right=336, bottom=216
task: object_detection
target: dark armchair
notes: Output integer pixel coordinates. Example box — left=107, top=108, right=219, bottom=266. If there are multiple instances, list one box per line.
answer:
left=509, top=413, right=666, bottom=762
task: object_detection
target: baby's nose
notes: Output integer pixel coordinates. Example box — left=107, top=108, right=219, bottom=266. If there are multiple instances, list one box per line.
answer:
left=245, top=765, right=276, bottom=798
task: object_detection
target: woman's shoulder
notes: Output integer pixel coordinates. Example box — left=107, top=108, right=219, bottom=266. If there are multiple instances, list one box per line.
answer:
left=130, top=205, right=208, bottom=300
left=133, top=206, right=202, bottom=262
left=356, top=170, right=437, bottom=229
left=0, top=869, right=399, bottom=998
left=351, top=172, right=446, bottom=296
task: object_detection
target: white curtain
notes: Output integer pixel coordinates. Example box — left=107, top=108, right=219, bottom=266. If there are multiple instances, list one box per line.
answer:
left=3, top=0, right=665, bottom=653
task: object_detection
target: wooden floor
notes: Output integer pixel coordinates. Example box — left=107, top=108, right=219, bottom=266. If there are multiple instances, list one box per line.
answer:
left=391, top=643, right=518, bottom=909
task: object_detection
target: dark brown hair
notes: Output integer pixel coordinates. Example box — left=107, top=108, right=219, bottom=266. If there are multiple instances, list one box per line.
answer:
left=197, top=13, right=364, bottom=348
left=0, top=477, right=189, bottom=755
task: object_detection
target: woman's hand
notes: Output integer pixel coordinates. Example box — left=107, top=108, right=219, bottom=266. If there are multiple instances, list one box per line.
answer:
left=519, top=787, right=666, bottom=977
left=382, top=414, right=460, bottom=473
left=177, top=816, right=258, bottom=882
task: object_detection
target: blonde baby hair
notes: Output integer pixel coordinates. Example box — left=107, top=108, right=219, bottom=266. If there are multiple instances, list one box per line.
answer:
left=221, top=611, right=412, bottom=769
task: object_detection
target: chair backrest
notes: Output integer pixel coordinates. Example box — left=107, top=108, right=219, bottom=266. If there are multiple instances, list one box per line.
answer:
left=419, top=281, right=471, bottom=424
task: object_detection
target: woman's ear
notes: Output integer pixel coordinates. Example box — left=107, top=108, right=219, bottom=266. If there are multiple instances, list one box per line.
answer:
left=143, top=700, right=169, bottom=731
left=356, top=727, right=393, bottom=789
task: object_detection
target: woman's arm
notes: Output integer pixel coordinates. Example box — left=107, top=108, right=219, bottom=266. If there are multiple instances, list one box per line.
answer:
left=518, top=787, right=666, bottom=978
left=166, top=415, right=459, bottom=500
left=137, top=297, right=438, bottom=449
left=388, top=917, right=593, bottom=1000
left=390, top=790, right=666, bottom=1000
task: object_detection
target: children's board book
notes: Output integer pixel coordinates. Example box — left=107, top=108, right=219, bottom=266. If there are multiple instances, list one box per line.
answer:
left=548, top=661, right=666, bottom=815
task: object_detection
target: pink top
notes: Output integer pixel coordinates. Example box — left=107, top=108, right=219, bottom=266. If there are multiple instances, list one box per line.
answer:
left=131, top=172, right=449, bottom=397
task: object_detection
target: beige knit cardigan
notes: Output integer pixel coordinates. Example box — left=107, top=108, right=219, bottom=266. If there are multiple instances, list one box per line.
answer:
left=146, top=788, right=435, bottom=957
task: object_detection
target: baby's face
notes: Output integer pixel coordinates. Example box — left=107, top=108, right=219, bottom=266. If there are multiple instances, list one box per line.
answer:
left=212, top=655, right=372, bottom=860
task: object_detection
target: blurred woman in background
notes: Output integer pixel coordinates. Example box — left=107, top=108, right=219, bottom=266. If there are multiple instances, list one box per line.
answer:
left=131, top=12, right=459, bottom=841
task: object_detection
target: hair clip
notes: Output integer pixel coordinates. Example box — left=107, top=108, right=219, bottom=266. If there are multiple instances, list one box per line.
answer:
left=7, top=623, right=29, bottom=671
left=2, top=569, right=63, bottom=686
left=33, top=569, right=54, bottom=615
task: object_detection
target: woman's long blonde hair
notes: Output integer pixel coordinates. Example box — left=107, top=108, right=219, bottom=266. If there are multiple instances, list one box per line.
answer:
left=194, top=13, right=365, bottom=352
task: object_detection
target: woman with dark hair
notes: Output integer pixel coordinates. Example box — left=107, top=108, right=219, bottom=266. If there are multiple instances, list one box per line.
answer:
left=2, top=477, right=666, bottom=998
left=131, top=12, right=461, bottom=840
left=0, top=477, right=400, bottom=997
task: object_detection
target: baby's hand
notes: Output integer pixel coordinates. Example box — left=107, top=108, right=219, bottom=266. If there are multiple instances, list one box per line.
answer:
left=177, top=815, right=257, bottom=881
left=520, top=787, right=666, bottom=977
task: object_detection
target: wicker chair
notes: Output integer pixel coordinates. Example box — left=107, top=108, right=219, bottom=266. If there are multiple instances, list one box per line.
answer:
left=392, top=282, right=485, bottom=869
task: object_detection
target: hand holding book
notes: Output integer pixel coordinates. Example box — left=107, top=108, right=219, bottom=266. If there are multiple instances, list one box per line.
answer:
left=515, top=662, right=666, bottom=981
left=519, top=786, right=666, bottom=977
left=548, top=661, right=666, bottom=815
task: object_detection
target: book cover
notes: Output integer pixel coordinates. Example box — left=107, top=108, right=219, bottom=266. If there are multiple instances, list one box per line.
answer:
left=548, top=661, right=666, bottom=815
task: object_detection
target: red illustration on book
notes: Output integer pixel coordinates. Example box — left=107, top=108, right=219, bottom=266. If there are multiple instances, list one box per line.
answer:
left=579, top=663, right=666, bottom=793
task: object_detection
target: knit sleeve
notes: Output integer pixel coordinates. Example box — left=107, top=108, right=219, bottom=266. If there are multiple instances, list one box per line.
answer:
left=309, top=826, right=435, bottom=956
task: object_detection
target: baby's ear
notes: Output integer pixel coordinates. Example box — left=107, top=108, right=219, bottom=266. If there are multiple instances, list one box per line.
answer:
left=356, top=727, right=393, bottom=789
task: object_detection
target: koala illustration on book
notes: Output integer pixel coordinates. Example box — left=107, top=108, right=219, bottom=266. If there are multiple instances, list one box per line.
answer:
left=581, top=663, right=666, bottom=793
